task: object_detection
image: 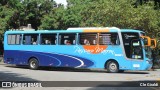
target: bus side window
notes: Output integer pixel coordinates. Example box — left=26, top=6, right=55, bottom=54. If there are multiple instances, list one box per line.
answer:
left=73, top=40, right=76, bottom=45
left=79, top=33, right=97, bottom=45
left=55, top=40, right=57, bottom=44
left=99, top=33, right=119, bottom=45
left=59, top=33, right=76, bottom=45
left=64, top=40, right=68, bottom=45
left=23, top=34, right=38, bottom=45
left=40, top=34, right=56, bottom=45
left=7, top=34, right=21, bottom=45
left=93, top=40, right=96, bottom=45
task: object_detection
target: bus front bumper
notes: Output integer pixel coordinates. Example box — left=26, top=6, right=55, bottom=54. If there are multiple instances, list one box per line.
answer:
left=143, top=60, right=153, bottom=70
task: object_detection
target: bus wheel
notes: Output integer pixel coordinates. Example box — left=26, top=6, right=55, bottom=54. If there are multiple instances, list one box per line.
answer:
left=29, top=58, right=39, bottom=70
left=106, top=61, right=119, bottom=73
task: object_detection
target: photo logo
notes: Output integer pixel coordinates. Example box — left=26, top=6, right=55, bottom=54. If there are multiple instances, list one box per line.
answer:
left=2, top=82, right=12, bottom=88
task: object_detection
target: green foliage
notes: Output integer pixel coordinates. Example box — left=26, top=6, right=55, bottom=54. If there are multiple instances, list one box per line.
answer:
left=0, top=5, right=15, bottom=40
left=0, top=0, right=160, bottom=40
left=79, top=0, right=160, bottom=37
left=0, top=0, right=56, bottom=31
left=39, top=7, right=65, bottom=30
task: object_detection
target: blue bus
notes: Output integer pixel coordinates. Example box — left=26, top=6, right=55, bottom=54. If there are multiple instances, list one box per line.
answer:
left=3, top=27, right=153, bottom=73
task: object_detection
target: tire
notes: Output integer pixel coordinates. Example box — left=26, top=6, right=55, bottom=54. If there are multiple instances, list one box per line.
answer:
left=106, top=61, right=119, bottom=73
left=29, top=58, right=39, bottom=70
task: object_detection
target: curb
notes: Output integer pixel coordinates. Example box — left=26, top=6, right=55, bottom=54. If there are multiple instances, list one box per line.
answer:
left=155, top=69, right=160, bottom=71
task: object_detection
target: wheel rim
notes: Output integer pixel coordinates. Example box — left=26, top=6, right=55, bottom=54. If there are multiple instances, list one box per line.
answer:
left=109, top=62, right=117, bottom=72
left=30, top=60, right=36, bottom=68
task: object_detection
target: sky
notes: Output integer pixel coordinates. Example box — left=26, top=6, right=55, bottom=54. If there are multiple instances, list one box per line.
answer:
left=54, top=0, right=67, bottom=6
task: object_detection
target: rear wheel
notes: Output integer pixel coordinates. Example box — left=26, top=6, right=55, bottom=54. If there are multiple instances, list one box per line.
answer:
left=106, top=61, right=119, bottom=73
left=29, top=58, right=39, bottom=70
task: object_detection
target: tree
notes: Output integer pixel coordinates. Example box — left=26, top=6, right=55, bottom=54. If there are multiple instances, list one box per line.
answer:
left=39, top=6, right=65, bottom=30
left=0, top=0, right=159, bottom=38
left=78, top=0, right=159, bottom=36
left=0, top=0, right=16, bottom=40
left=39, top=0, right=85, bottom=30
left=18, top=0, right=56, bottom=29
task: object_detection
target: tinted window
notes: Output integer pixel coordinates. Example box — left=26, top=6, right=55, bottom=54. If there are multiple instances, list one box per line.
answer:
left=8, top=34, right=22, bottom=45
left=23, top=34, right=38, bottom=45
left=122, top=33, right=139, bottom=46
left=59, top=33, right=76, bottom=45
left=122, top=32, right=141, bottom=59
left=99, top=33, right=119, bottom=45
left=79, top=33, right=97, bottom=45
left=131, top=39, right=143, bottom=59
left=41, top=34, right=57, bottom=45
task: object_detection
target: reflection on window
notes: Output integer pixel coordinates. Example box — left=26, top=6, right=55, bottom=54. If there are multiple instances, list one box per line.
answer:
left=8, top=34, right=21, bottom=45
left=99, top=33, right=119, bottom=45
left=79, top=33, right=97, bottom=45
left=131, top=40, right=143, bottom=59
left=59, top=33, right=76, bottom=45
left=122, top=32, right=139, bottom=58
left=41, top=34, right=56, bottom=45
left=23, top=34, right=38, bottom=45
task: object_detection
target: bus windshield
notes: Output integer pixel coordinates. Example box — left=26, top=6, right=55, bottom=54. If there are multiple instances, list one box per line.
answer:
left=140, top=32, right=153, bottom=59
left=141, top=35, right=152, bottom=59
left=122, top=32, right=143, bottom=59
left=144, top=46, right=152, bottom=59
left=131, top=39, right=143, bottom=59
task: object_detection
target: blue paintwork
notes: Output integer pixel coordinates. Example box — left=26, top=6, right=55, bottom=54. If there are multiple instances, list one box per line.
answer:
left=3, top=28, right=152, bottom=70
left=4, top=50, right=94, bottom=68
left=4, top=45, right=125, bottom=69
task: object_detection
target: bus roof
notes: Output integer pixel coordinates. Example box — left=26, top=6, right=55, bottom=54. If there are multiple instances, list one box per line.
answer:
left=5, top=28, right=144, bottom=34
left=120, top=29, right=144, bottom=33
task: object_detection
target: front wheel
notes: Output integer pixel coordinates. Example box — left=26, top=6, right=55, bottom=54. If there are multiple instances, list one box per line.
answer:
left=106, top=61, right=119, bottom=73
left=29, top=58, right=39, bottom=70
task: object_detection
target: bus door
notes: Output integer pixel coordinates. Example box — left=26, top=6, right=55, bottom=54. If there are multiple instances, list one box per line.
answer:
left=131, top=36, right=152, bottom=70
left=121, top=32, right=143, bottom=70
left=131, top=39, right=144, bottom=70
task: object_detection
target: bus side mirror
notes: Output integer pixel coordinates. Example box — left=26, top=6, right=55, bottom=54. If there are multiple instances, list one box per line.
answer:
left=140, top=36, right=151, bottom=46
left=151, top=39, right=157, bottom=49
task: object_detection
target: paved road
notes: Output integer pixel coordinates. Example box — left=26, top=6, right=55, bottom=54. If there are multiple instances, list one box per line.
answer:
left=0, top=64, right=160, bottom=90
